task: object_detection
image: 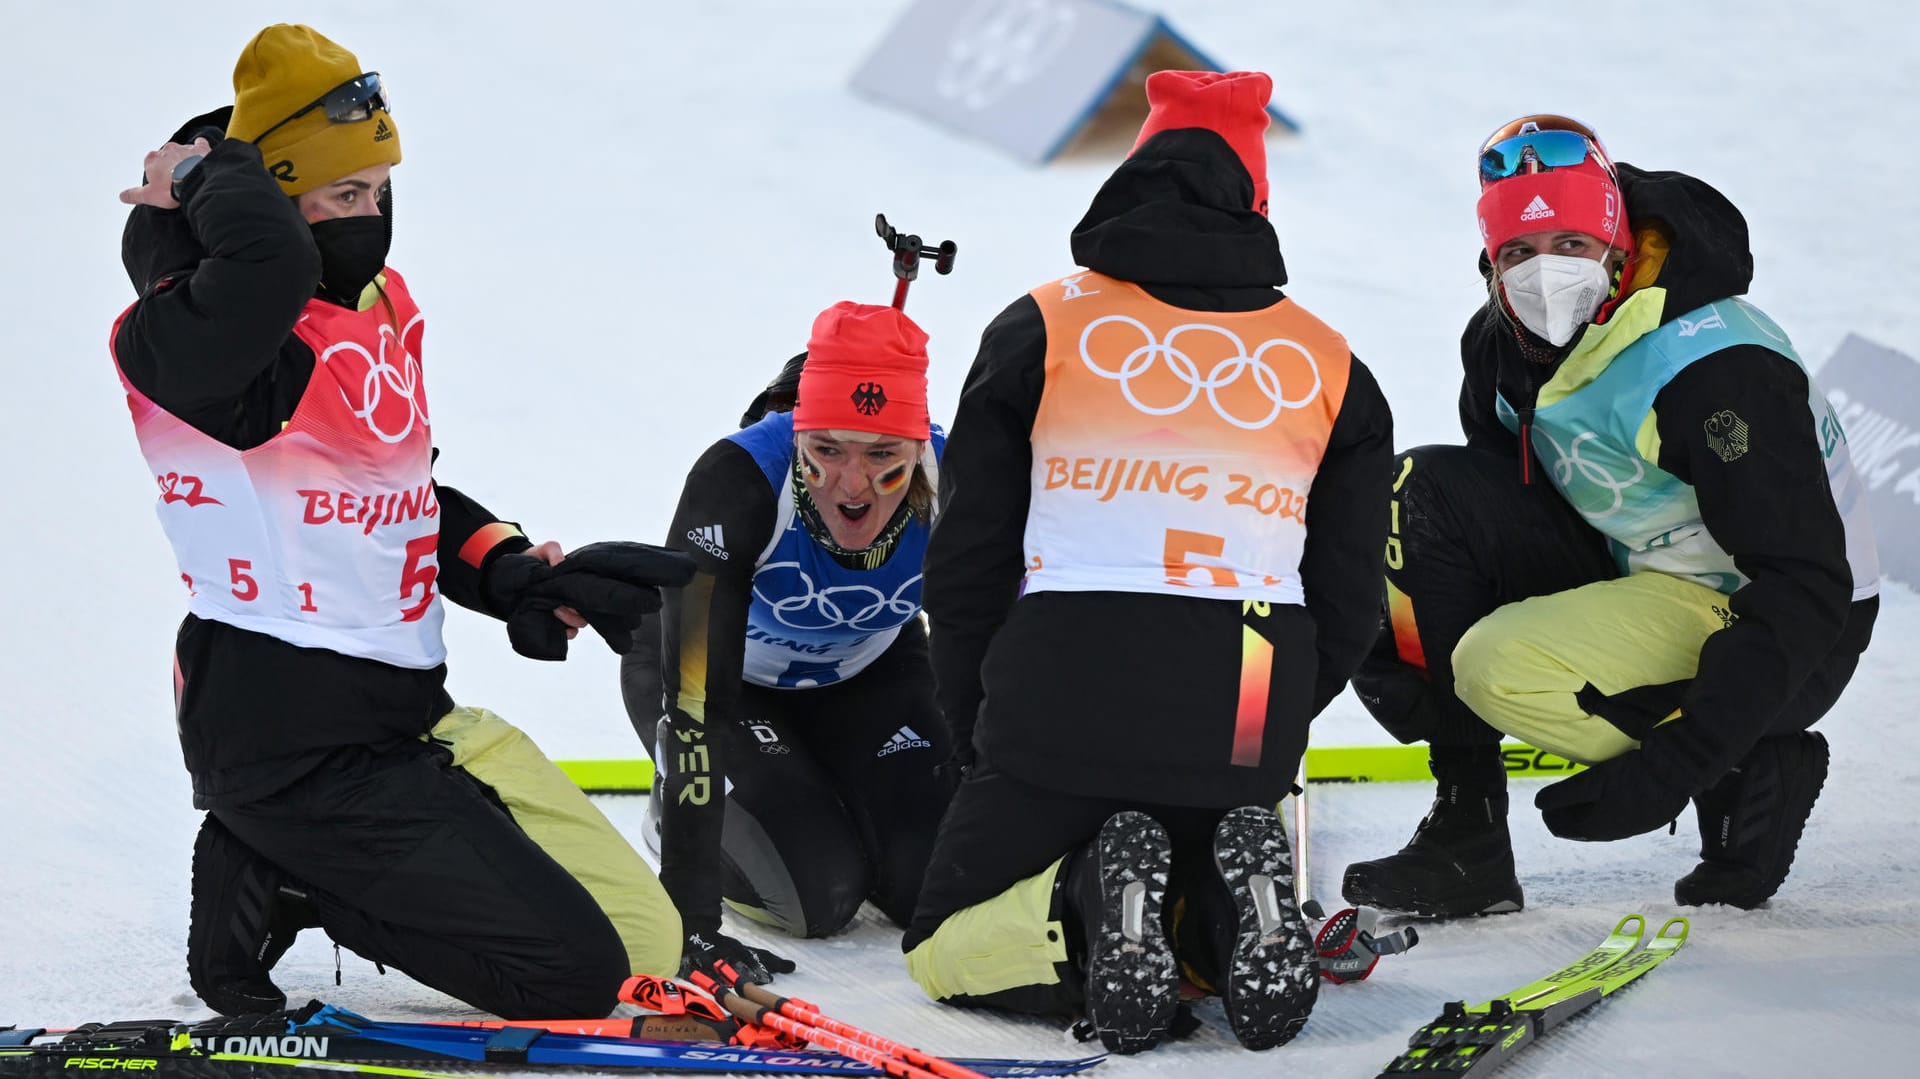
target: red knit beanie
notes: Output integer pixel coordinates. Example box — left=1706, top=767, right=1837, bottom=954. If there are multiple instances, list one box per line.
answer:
left=1476, top=155, right=1633, bottom=260
left=793, top=302, right=931, bottom=440
left=1131, top=70, right=1273, bottom=216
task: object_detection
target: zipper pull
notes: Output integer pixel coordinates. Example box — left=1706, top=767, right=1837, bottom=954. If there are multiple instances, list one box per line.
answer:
left=1518, top=406, right=1536, bottom=485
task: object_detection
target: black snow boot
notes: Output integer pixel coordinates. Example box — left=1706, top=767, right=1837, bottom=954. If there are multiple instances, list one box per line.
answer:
left=1211, top=806, right=1318, bottom=1050
left=186, top=815, right=318, bottom=1016
left=1342, top=752, right=1523, bottom=918
left=1675, top=731, right=1829, bottom=909
left=1063, top=811, right=1179, bottom=1055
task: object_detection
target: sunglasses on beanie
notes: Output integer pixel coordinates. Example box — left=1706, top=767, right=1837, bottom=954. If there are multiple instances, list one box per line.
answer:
left=250, top=72, right=391, bottom=146
left=1477, top=113, right=1616, bottom=187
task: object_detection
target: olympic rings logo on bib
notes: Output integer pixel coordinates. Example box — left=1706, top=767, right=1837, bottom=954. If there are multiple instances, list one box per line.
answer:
left=1078, top=315, right=1322, bottom=430
left=319, top=312, right=430, bottom=444
left=1544, top=429, right=1645, bottom=518
left=752, top=562, right=923, bottom=632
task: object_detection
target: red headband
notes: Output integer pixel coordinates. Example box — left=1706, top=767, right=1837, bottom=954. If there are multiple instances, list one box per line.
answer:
left=1477, top=157, right=1633, bottom=259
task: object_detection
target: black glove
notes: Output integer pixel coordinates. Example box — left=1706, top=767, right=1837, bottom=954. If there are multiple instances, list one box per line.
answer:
left=1536, top=751, right=1692, bottom=841
left=487, top=541, right=696, bottom=661
left=680, top=927, right=796, bottom=986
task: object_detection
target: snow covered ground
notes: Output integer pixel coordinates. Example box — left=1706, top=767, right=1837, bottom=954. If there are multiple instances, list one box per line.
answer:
left=4, top=0, right=1918, bottom=1074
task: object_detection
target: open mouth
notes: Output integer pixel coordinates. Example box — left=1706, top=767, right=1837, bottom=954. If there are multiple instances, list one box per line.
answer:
left=837, top=502, right=873, bottom=523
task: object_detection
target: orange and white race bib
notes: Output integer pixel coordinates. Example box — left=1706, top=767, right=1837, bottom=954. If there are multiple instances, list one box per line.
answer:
left=1022, top=271, right=1351, bottom=605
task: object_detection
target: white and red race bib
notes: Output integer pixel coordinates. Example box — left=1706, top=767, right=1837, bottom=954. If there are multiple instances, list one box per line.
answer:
left=113, top=270, right=445, bottom=668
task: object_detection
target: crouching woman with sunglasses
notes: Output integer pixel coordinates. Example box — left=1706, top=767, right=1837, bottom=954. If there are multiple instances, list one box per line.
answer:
left=1342, top=115, right=1879, bottom=918
left=112, top=25, right=689, bottom=1018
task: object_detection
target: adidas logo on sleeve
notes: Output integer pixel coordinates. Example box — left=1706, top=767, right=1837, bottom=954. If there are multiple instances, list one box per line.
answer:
left=687, top=524, right=730, bottom=560
left=875, top=725, right=933, bottom=758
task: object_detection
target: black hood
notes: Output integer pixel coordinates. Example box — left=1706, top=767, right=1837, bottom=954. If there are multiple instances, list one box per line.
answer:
left=120, top=106, right=231, bottom=296
left=1069, top=128, right=1287, bottom=290
left=740, top=351, right=807, bottom=428
left=1613, top=160, right=1754, bottom=320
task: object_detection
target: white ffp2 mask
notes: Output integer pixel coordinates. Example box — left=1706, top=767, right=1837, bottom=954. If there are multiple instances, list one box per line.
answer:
left=1499, top=254, right=1612, bottom=346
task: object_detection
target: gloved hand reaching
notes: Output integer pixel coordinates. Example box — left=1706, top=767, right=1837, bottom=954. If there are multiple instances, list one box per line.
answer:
left=487, top=541, right=696, bottom=661
left=680, top=927, right=796, bottom=986
left=1535, top=750, right=1692, bottom=841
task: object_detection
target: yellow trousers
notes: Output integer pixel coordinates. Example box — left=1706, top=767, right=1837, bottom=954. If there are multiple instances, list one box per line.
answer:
left=1451, top=572, right=1732, bottom=764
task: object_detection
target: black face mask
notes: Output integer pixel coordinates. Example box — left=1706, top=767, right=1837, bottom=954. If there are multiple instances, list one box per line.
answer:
left=309, top=184, right=394, bottom=306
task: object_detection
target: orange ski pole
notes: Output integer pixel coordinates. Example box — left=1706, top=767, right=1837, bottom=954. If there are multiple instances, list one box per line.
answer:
left=727, top=975, right=993, bottom=1079
left=687, top=971, right=976, bottom=1079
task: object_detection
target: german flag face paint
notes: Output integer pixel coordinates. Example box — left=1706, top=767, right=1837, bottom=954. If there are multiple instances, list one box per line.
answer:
left=798, top=442, right=827, bottom=485
left=874, top=461, right=911, bottom=496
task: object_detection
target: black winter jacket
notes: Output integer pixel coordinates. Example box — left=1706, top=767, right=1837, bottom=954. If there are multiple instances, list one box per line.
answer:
left=1459, top=161, right=1876, bottom=790
left=114, top=109, right=530, bottom=806
left=924, top=128, right=1395, bottom=806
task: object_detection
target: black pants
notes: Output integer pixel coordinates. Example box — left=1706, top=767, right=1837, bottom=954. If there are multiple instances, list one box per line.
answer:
left=626, top=625, right=950, bottom=936
left=213, top=739, right=627, bottom=1019
left=1354, top=445, right=1617, bottom=748
left=903, top=767, right=1240, bottom=994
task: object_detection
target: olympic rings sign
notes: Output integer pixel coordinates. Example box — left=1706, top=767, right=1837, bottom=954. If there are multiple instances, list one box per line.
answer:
left=1077, top=315, right=1322, bottom=430
left=934, top=0, right=1078, bottom=111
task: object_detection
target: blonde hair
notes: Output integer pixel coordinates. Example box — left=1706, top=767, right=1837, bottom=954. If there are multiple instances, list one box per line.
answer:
left=906, top=464, right=934, bottom=521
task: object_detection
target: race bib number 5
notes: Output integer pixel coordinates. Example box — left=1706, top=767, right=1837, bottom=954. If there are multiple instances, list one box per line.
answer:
left=399, top=533, right=438, bottom=622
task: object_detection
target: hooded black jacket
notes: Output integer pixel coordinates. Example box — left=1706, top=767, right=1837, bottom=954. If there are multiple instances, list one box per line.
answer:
left=1459, top=162, right=1876, bottom=790
left=114, top=109, right=532, bottom=807
left=924, top=128, right=1394, bottom=806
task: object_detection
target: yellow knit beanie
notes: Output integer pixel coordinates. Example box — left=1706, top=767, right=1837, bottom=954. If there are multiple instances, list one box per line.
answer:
left=227, top=24, right=401, bottom=196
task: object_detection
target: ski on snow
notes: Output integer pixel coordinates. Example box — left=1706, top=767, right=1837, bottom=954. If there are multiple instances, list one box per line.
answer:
left=0, top=1002, right=1105, bottom=1077
left=1377, top=913, right=1688, bottom=1076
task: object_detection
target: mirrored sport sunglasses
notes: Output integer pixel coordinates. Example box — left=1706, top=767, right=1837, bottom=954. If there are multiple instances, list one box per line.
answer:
left=250, top=72, right=391, bottom=146
left=1477, top=113, right=1615, bottom=187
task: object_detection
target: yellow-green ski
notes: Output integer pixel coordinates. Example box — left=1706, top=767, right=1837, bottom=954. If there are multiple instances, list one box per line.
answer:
left=1585, top=917, right=1688, bottom=996
left=1378, top=915, right=1689, bottom=1077
left=1466, top=913, right=1645, bottom=1015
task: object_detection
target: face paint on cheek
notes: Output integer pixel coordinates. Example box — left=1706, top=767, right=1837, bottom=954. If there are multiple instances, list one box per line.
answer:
left=874, top=463, right=910, bottom=496
left=798, top=444, right=826, bottom=485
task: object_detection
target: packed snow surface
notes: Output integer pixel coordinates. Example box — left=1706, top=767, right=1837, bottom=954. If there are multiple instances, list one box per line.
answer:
left=4, top=1, right=1917, bottom=1074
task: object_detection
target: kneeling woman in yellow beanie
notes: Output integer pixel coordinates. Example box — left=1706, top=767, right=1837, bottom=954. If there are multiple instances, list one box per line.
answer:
left=112, top=24, right=684, bottom=1019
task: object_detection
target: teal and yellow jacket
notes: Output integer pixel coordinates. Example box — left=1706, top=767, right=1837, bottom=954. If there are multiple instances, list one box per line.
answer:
left=1459, top=162, right=1878, bottom=786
